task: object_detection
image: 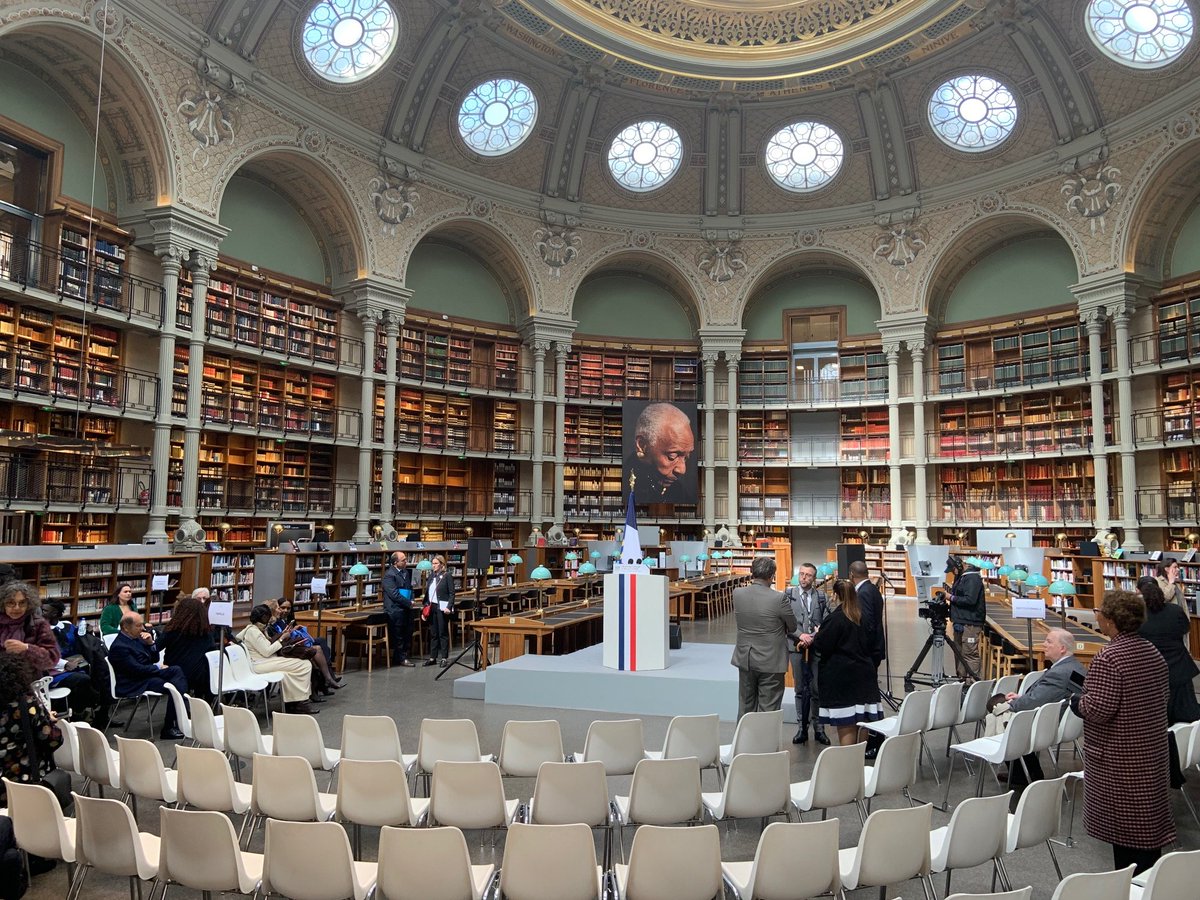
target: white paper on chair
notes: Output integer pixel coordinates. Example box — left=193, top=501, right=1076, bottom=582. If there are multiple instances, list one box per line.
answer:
left=151, top=574, right=169, bottom=591
left=1012, top=598, right=1046, bottom=619
left=209, top=601, right=234, bottom=627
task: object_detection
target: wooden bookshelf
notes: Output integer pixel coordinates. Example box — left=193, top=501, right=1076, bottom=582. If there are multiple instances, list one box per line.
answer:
left=564, top=406, right=623, bottom=459
left=187, top=432, right=332, bottom=515
left=1156, top=294, right=1200, bottom=362
left=934, top=387, right=1109, bottom=458
left=565, top=346, right=699, bottom=402
left=840, top=408, right=889, bottom=461
left=1161, top=370, right=1200, bottom=442
left=737, top=468, right=790, bottom=523
left=55, top=214, right=128, bottom=309
left=934, top=459, right=1096, bottom=523
left=391, top=388, right=521, bottom=454
left=563, top=465, right=625, bottom=520
left=399, top=319, right=520, bottom=391
left=0, top=300, right=122, bottom=407
left=1162, top=446, right=1200, bottom=519
left=841, top=467, right=890, bottom=521
left=738, top=354, right=789, bottom=402
left=738, top=410, right=789, bottom=461
left=825, top=543, right=911, bottom=597
left=0, top=402, right=120, bottom=442
left=390, top=452, right=491, bottom=518
left=839, top=348, right=887, bottom=401
left=727, top=541, right=792, bottom=590
left=198, top=353, right=338, bottom=435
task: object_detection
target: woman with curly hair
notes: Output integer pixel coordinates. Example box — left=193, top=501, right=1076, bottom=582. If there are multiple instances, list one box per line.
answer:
left=0, top=652, right=62, bottom=801
left=0, top=581, right=60, bottom=676
left=159, top=592, right=216, bottom=699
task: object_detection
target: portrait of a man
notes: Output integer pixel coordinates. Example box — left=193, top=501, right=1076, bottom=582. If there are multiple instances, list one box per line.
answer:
left=622, top=401, right=698, bottom=504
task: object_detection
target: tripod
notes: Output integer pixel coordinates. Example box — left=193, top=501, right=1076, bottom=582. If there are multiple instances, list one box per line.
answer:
left=876, top=571, right=901, bottom=711
left=436, top=569, right=483, bottom=681
left=904, top=614, right=976, bottom=691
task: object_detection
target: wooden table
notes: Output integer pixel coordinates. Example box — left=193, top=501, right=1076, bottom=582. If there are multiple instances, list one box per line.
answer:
left=470, top=601, right=605, bottom=669
left=985, top=599, right=1108, bottom=668
left=295, top=603, right=389, bottom=673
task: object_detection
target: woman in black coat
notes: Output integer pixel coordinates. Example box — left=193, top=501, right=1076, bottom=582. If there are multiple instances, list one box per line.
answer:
left=422, top=555, right=455, bottom=667
left=158, top=593, right=216, bottom=700
left=1137, top=576, right=1200, bottom=724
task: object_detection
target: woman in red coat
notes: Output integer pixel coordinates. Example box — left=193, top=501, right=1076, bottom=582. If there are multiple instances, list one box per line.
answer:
left=1071, top=589, right=1175, bottom=874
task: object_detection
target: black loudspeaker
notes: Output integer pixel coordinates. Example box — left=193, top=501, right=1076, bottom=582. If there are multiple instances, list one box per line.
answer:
left=466, top=538, right=492, bottom=571
left=835, top=543, right=867, bottom=579
left=669, top=623, right=683, bottom=650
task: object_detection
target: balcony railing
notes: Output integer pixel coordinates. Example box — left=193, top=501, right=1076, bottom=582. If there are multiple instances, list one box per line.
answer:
left=929, top=495, right=1095, bottom=524
left=0, top=451, right=152, bottom=508
left=198, top=398, right=361, bottom=440
left=0, top=355, right=159, bottom=417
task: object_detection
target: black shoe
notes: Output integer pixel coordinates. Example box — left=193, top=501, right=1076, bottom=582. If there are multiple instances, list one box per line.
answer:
left=321, top=687, right=336, bottom=696
left=792, top=729, right=808, bottom=745
left=286, top=701, right=320, bottom=715
left=439, top=658, right=449, bottom=666
left=159, top=727, right=185, bottom=741
left=397, top=660, right=416, bottom=667
left=814, top=731, right=831, bottom=746
left=864, top=746, right=879, bottom=761
left=423, top=658, right=437, bottom=667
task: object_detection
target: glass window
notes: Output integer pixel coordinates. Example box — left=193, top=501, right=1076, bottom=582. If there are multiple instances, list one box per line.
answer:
left=1086, top=0, right=1193, bottom=68
left=301, top=0, right=398, bottom=84
left=457, top=78, right=538, bottom=156
left=764, top=121, right=844, bottom=192
left=928, top=74, right=1019, bottom=152
left=607, top=121, right=683, bottom=192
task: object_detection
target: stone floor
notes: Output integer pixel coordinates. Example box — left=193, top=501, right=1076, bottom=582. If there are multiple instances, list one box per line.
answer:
left=27, top=597, right=1200, bottom=899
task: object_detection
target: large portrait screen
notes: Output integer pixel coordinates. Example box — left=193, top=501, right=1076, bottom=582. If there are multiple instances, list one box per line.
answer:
left=621, top=400, right=699, bottom=505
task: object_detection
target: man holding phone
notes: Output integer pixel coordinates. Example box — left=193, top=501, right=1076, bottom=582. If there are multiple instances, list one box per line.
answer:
left=992, top=628, right=1085, bottom=786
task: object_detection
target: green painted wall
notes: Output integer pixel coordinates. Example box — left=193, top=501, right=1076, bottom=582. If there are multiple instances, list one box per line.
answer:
left=0, top=60, right=109, bottom=209
left=943, top=235, right=1077, bottom=323
left=574, top=274, right=693, bottom=340
left=218, top=176, right=326, bottom=283
left=1170, top=202, right=1200, bottom=277
left=406, top=243, right=512, bottom=324
left=744, top=273, right=880, bottom=339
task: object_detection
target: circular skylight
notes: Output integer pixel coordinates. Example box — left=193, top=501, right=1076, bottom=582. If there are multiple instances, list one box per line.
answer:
left=928, top=74, right=1019, bottom=152
left=301, top=0, right=398, bottom=84
left=764, top=121, right=845, bottom=193
left=1085, top=0, right=1193, bottom=68
left=458, top=78, right=539, bottom=157
left=607, top=121, right=683, bottom=193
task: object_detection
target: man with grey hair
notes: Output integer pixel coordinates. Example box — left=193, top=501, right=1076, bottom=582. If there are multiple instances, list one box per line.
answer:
left=730, top=555, right=797, bottom=719
left=624, top=402, right=696, bottom=503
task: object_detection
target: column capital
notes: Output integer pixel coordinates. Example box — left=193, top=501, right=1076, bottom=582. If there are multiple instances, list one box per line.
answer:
left=697, top=326, right=745, bottom=360
left=337, top=276, right=411, bottom=323
left=530, top=340, right=551, bottom=356
left=554, top=341, right=571, bottom=361
left=187, top=250, right=218, bottom=279
left=877, top=313, right=931, bottom=355
left=520, top=314, right=577, bottom=349
left=701, top=351, right=720, bottom=368
left=124, top=204, right=227, bottom=262
left=725, top=352, right=741, bottom=368
left=1072, top=270, right=1156, bottom=322
left=883, top=342, right=902, bottom=361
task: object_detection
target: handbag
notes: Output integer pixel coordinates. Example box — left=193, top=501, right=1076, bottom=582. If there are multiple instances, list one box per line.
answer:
left=421, top=604, right=431, bottom=621
left=18, top=702, right=71, bottom=812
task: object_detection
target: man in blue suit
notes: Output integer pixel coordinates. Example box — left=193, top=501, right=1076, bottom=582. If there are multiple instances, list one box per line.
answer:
left=107, top=611, right=190, bottom=740
left=383, top=551, right=415, bottom=666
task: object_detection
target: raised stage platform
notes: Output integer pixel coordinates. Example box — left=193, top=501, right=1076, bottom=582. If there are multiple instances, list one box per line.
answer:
left=451, top=642, right=802, bottom=724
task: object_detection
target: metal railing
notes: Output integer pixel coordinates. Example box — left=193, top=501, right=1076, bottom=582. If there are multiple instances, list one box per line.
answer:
left=927, top=358, right=1091, bottom=397
left=0, top=354, right=159, bottom=417
left=395, top=359, right=535, bottom=394
left=197, top=398, right=361, bottom=440
left=0, top=451, right=153, bottom=508
left=928, top=495, right=1095, bottom=524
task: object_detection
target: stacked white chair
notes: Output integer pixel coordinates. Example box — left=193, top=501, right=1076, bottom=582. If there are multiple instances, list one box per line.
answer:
left=1049, top=864, right=1135, bottom=900
left=115, top=736, right=178, bottom=818
left=700, top=750, right=790, bottom=836
left=245, top=752, right=337, bottom=845
left=573, top=718, right=646, bottom=776
left=952, top=679, right=997, bottom=744
left=341, top=714, right=417, bottom=774
left=175, top=744, right=254, bottom=842
left=1000, top=773, right=1070, bottom=883
left=863, top=731, right=922, bottom=813
left=613, top=757, right=703, bottom=859
left=721, top=818, right=840, bottom=900
left=947, top=890, right=1031, bottom=900
left=336, top=758, right=429, bottom=856
left=428, top=760, right=520, bottom=837
left=223, top=705, right=274, bottom=777
left=942, top=707, right=1037, bottom=808
left=838, top=803, right=935, bottom=900
left=414, top=718, right=493, bottom=795
left=526, top=760, right=615, bottom=867
left=645, top=714, right=721, bottom=788
left=718, top=710, right=782, bottom=775
left=3, top=779, right=77, bottom=894
left=103, top=657, right=161, bottom=739
left=790, top=741, right=866, bottom=824
left=225, top=643, right=285, bottom=714
left=497, top=719, right=566, bottom=777
left=76, top=724, right=121, bottom=797
left=158, top=807, right=263, bottom=898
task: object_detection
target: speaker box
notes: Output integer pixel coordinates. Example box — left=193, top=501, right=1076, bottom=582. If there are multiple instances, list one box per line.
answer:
left=835, top=543, right=867, bottom=579
left=466, top=537, right=492, bottom=571
left=669, top=623, right=682, bottom=650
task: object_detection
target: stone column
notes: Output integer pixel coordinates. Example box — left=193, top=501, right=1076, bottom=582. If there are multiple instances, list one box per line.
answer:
left=885, top=344, right=903, bottom=544
left=553, top=342, right=569, bottom=523
left=174, top=251, right=214, bottom=549
left=1112, top=305, right=1142, bottom=550
left=702, top=352, right=718, bottom=530
left=530, top=340, right=548, bottom=525
left=910, top=340, right=930, bottom=544
left=725, top=353, right=740, bottom=529
left=379, top=311, right=401, bottom=531
left=354, top=310, right=380, bottom=541
left=1083, top=308, right=1111, bottom=531
left=145, top=248, right=185, bottom=542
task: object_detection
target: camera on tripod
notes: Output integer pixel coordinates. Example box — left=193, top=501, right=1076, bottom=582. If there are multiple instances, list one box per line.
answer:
left=918, top=589, right=952, bottom=626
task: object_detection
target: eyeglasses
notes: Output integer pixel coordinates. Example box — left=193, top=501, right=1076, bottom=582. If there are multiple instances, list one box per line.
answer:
left=3, top=599, right=28, bottom=608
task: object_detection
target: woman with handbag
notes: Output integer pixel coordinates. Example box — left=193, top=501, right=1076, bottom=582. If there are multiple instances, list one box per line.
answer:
left=237, top=605, right=318, bottom=714
left=267, top=599, right=341, bottom=695
left=423, top=555, right=455, bottom=667
left=0, top=652, right=64, bottom=806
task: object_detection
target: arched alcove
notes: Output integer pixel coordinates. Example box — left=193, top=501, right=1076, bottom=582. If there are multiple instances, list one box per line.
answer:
left=219, top=174, right=326, bottom=284
left=407, top=241, right=512, bottom=324
left=940, top=234, right=1077, bottom=324
left=574, top=272, right=695, bottom=340
left=1169, top=199, right=1200, bottom=278
left=743, top=270, right=881, bottom=340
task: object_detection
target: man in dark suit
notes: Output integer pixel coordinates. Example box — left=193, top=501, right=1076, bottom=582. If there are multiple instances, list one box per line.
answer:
left=423, top=554, right=455, bottom=667
left=107, top=611, right=190, bottom=740
left=996, top=627, right=1085, bottom=785
left=730, top=556, right=797, bottom=719
left=383, top=551, right=415, bottom=666
left=787, top=562, right=829, bottom=745
left=850, top=559, right=887, bottom=758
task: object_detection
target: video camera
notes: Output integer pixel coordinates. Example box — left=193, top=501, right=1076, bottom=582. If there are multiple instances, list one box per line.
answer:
left=918, top=587, right=952, bottom=628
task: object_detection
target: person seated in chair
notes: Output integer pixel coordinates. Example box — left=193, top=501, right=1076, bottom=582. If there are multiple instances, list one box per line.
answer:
left=108, top=611, right=190, bottom=740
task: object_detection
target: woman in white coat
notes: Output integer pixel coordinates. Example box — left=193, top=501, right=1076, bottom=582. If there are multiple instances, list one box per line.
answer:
left=238, top=604, right=318, bottom=714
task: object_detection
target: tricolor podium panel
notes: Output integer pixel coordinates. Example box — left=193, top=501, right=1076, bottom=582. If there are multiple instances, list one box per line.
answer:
left=603, top=570, right=669, bottom=671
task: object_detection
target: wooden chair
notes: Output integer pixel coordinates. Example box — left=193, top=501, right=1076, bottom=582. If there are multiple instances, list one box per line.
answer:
left=340, top=621, right=391, bottom=673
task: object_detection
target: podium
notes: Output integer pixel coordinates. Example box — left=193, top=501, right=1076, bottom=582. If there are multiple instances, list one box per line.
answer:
left=603, top=568, right=670, bottom=671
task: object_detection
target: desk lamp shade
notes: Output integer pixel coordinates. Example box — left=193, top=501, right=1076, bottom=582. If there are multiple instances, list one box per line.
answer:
left=997, top=565, right=1014, bottom=577
left=1048, top=580, right=1076, bottom=596
left=679, top=554, right=691, bottom=564
left=578, top=562, right=597, bottom=575
left=416, top=559, right=433, bottom=572
left=589, top=551, right=601, bottom=560
left=978, top=559, right=996, bottom=570
left=1025, top=573, right=1049, bottom=589
left=1009, top=568, right=1029, bottom=583
left=790, top=574, right=800, bottom=586
left=610, top=549, right=622, bottom=559
left=565, top=551, right=578, bottom=561
left=530, top=565, right=552, bottom=580
left=347, top=562, right=371, bottom=578
left=508, top=554, right=523, bottom=565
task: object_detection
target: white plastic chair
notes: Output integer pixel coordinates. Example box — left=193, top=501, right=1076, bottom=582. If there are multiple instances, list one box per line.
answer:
left=340, top=714, right=417, bottom=773
left=414, top=718, right=493, bottom=795
left=246, top=753, right=337, bottom=846
left=102, top=633, right=118, bottom=649
left=719, top=710, right=783, bottom=772
left=116, top=736, right=178, bottom=814
left=613, top=757, right=703, bottom=859
left=645, top=714, right=721, bottom=788
left=222, top=644, right=282, bottom=715
left=947, top=890, right=1031, bottom=900
left=952, top=678, right=997, bottom=743
left=863, top=730, right=921, bottom=813
left=838, top=803, right=935, bottom=899
left=158, top=807, right=263, bottom=897
left=3, top=778, right=77, bottom=892
left=924, top=681, right=965, bottom=780
left=573, top=718, right=646, bottom=776
left=262, top=818, right=377, bottom=900
left=190, top=696, right=226, bottom=752
left=700, top=750, right=790, bottom=834
left=175, top=744, right=254, bottom=841
left=994, top=673, right=1021, bottom=696
left=76, top=724, right=121, bottom=797
left=1130, top=848, right=1200, bottom=900
left=376, top=825, right=496, bottom=900
left=1050, top=864, right=1134, bottom=900
left=929, top=791, right=1011, bottom=898
left=160, top=681, right=193, bottom=744
left=32, top=675, right=71, bottom=717
left=1017, top=669, right=1046, bottom=696
left=942, top=707, right=1037, bottom=808
left=67, top=792, right=160, bottom=900
left=223, top=705, right=274, bottom=777
left=1001, top=773, right=1070, bottom=883
left=103, top=657, right=162, bottom=739
left=497, top=719, right=565, bottom=777
left=428, top=760, right=520, bottom=831
left=1171, top=722, right=1200, bottom=828
left=498, top=822, right=604, bottom=900
left=1050, top=707, right=1084, bottom=770
left=52, top=718, right=87, bottom=780
left=864, top=688, right=935, bottom=740
left=336, top=759, right=429, bottom=856
left=614, top=823, right=722, bottom=900
left=790, top=741, right=866, bottom=824
left=1027, top=700, right=1065, bottom=773
left=526, top=760, right=615, bottom=868
left=272, top=711, right=342, bottom=789
left=721, top=819, right=840, bottom=900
